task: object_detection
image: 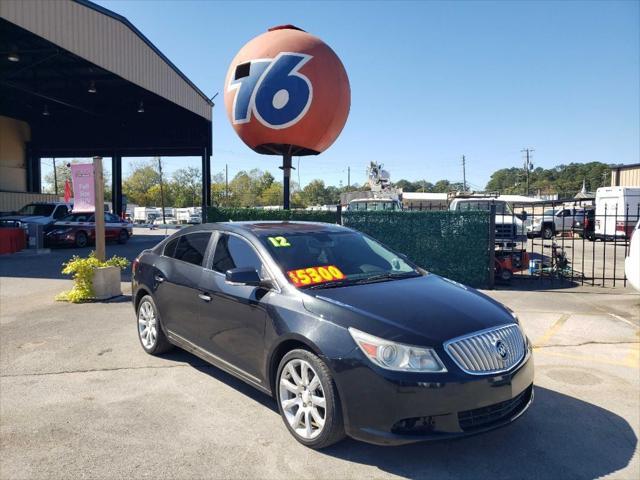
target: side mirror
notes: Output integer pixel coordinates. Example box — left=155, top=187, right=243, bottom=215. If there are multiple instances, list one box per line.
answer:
left=225, top=267, right=272, bottom=288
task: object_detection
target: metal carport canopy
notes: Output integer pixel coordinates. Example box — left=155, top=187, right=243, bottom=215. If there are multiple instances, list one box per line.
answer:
left=0, top=0, right=213, bottom=217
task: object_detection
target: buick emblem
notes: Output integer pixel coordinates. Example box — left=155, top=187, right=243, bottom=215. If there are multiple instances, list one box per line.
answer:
left=495, top=340, right=508, bottom=360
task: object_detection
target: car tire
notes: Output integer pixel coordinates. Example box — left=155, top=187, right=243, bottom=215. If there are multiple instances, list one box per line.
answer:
left=542, top=225, right=554, bottom=239
left=75, top=231, right=88, bottom=248
left=276, top=349, right=345, bottom=449
left=117, top=229, right=129, bottom=244
left=136, top=295, right=173, bottom=355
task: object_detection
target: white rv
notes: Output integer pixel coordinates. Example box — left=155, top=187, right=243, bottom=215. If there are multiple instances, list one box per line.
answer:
left=594, top=187, right=640, bottom=240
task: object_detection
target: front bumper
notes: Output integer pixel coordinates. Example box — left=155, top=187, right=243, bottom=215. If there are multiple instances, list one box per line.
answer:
left=331, top=347, right=534, bottom=445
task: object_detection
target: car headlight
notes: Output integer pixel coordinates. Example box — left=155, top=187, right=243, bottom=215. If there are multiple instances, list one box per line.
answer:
left=348, top=327, right=447, bottom=372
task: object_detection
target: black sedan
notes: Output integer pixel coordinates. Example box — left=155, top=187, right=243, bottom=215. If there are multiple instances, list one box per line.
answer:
left=131, top=222, right=534, bottom=448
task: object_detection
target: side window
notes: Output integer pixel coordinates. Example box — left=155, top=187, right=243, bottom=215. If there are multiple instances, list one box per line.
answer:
left=211, top=234, right=264, bottom=275
left=53, top=206, right=68, bottom=219
left=105, top=213, right=118, bottom=223
left=173, top=233, right=211, bottom=266
left=163, top=237, right=180, bottom=258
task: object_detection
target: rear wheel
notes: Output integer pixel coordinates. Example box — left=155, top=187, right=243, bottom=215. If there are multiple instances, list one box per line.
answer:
left=117, top=229, right=129, bottom=244
left=137, top=295, right=173, bottom=355
left=75, top=231, right=88, bottom=248
left=542, top=225, right=554, bottom=239
left=276, top=349, right=345, bottom=449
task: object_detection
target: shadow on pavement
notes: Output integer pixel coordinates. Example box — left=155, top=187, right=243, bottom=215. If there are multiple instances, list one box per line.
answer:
left=163, top=348, right=638, bottom=479
left=319, top=386, right=636, bottom=479
left=161, top=348, right=278, bottom=414
left=161, top=347, right=637, bottom=480
left=0, top=233, right=164, bottom=281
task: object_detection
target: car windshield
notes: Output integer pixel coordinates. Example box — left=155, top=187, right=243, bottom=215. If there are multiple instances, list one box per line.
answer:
left=348, top=201, right=399, bottom=211
left=259, top=230, right=420, bottom=289
left=456, top=201, right=511, bottom=215
left=17, top=204, right=55, bottom=216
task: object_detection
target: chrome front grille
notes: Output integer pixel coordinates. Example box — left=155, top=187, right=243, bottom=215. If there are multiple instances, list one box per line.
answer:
left=444, top=324, right=526, bottom=375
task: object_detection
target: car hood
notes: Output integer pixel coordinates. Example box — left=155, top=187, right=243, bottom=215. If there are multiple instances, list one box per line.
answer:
left=301, top=274, right=516, bottom=346
left=0, top=215, right=50, bottom=224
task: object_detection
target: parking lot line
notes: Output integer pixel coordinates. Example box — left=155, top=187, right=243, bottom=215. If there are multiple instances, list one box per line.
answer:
left=536, top=347, right=640, bottom=369
left=534, top=313, right=570, bottom=347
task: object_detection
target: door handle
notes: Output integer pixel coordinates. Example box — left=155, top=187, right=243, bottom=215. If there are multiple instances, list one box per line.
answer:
left=154, top=274, right=164, bottom=283
left=198, top=293, right=211, bottom=302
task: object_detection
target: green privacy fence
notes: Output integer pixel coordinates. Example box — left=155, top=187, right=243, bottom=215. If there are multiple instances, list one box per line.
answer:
left=342, top=211, right=492, bottom=288
left=207, top=207, right=339, bottom=224
left=207, top=207, right=492, bottom=288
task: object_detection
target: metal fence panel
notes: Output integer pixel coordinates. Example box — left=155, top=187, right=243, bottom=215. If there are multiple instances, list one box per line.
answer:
left=342, top=210, right=491, bottom=288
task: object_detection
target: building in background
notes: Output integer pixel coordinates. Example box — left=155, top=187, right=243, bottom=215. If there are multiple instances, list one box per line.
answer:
left=611, top=163, right=640, bottom=188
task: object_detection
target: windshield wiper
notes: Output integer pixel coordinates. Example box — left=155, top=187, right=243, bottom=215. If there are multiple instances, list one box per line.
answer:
left=352, top=272, right=421, bottom=285
left=305, top=279, right=358, bottom=290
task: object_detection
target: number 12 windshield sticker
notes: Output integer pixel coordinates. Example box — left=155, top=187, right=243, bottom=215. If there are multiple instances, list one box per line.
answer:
left=267, top=236, right=291, bottom=247
left=287, top=265, right=345, bottom=287
left=228, top=53, right=313, bottom=130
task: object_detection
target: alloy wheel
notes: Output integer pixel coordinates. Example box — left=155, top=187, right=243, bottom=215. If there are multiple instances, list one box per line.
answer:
left=279, top=358, right=326, bottom=440
left=138, top=300, right=157, bottom=349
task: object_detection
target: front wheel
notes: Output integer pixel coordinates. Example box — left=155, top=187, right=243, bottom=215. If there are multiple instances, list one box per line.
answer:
left=75, top=231, right=88, bottom=248
left=117, top=229, right=129, bottom=244
left=276, top=349, right=345, bottom=449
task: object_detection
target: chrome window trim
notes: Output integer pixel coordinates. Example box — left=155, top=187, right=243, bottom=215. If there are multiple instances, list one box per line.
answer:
left=443, top=323, right=527, bottom=376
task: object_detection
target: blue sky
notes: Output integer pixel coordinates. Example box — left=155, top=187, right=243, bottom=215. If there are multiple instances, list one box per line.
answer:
left=93, top=0, right=638, bottom=190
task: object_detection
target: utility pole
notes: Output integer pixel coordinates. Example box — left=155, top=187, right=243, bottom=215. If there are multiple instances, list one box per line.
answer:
left=53, top=158, right=58, bottom=196
left=462, top=155, right=467, bottom=192
left=521, top=148, right=534, bottom=196
left=347, top=166, right=351, bottom=190
left=157, top=157, right=166, bottom=225
left=225, top=163, right=228, bottom=204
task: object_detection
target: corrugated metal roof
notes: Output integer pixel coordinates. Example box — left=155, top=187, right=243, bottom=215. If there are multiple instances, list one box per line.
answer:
left=0, top=0, right=212, bottom=121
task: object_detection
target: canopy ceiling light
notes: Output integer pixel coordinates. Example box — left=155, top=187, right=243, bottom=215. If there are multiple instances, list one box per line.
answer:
left=137, top=100, right=144, bottom=113
left=42, top=104, right=50, bottom=116
left=88, top=80, right=97, bottom=93
left=7, top=50, right=19, bottom=62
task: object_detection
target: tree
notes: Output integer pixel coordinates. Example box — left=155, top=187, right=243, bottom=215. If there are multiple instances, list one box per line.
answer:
left=171, top=166, right=201, bottom=207
left=122, top=161, right=163, bottom=206
left=300, top=180, right=331, bottom=206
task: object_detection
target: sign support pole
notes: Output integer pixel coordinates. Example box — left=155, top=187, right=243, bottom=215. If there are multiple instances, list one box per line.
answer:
left=93, top=156, right=105, bottom=262
left=282, top=152, right=292, bottom=210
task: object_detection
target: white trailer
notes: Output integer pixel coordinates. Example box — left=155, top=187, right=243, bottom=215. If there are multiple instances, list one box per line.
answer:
left=175, top=207, right=202, bottom=223
left=594, top=187, right=640, bottom=240
left=133, top=207, right=160, bottom=224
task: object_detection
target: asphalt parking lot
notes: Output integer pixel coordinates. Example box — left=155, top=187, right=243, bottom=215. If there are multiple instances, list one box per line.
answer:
left=1, top=228, right=639, bottom=479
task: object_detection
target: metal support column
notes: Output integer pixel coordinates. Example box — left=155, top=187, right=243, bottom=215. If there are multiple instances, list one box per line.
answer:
left=201, top=147, right=211, bottom=222
left=281, top=152, right=292, bottom=210
left=25, top=145, right=42, bottom=193
left=111, top=153, right=122, bottom=217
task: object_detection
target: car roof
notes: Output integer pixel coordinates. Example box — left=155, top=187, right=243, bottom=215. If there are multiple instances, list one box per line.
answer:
left=179, top=221, right=349, bottom=237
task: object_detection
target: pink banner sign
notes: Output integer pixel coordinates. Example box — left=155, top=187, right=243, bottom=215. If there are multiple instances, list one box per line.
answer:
left=70, top=163, right=95, bottom=212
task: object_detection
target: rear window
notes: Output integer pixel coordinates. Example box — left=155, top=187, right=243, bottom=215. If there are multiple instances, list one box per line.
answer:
left=171, top=233, right=211, bottom=266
